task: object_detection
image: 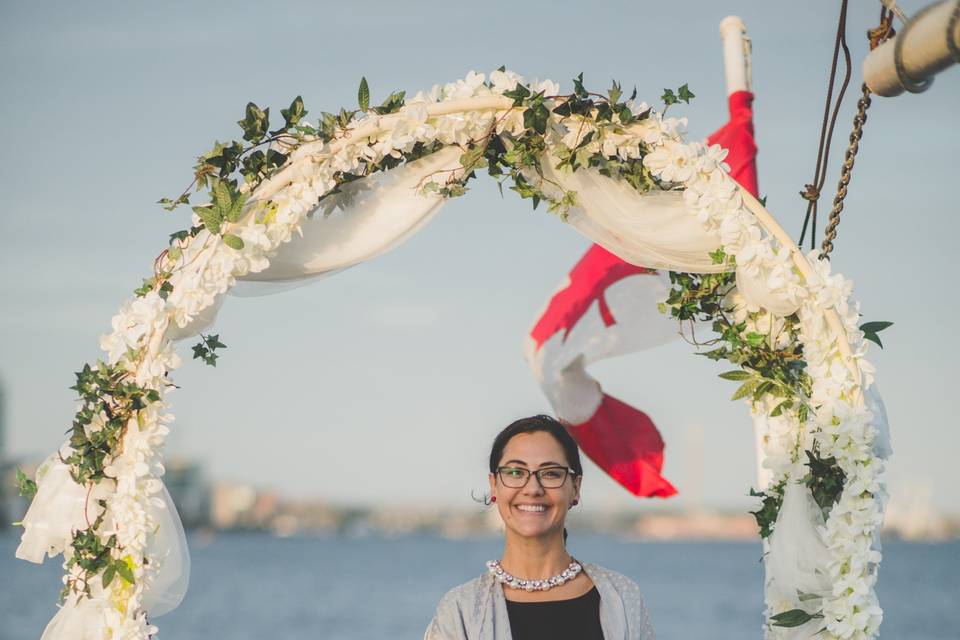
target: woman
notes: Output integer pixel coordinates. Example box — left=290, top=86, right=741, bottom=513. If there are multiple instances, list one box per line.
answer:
left=424, top=415, right=656, bottom=640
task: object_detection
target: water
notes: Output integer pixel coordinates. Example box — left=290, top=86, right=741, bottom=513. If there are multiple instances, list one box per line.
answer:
left=2, top=533, right=957, bottom=639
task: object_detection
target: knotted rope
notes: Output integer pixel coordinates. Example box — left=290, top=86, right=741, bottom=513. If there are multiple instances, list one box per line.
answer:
left=799, top=2, right=896, bottom=260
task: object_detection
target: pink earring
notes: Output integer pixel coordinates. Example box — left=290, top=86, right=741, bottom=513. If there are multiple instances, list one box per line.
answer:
left=491, top=496, right=497, bottom=503
left=571, top=499, right=579, bottom=507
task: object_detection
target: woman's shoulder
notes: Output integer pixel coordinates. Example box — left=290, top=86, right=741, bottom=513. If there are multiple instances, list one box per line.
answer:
left=425, top=573, right=495, bottom=639
left=583, top=562, right=656, bottom=638
left=582, top=561, right=644, bottom=594
left=436, top=572, right=493, bottom=607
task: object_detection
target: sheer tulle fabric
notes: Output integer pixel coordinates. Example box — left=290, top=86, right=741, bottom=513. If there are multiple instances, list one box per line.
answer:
left=764, top=481, right=833, bottom=640
left=167, top=147, right=460, bottom=341
left=226, top=147, right=806, bottom=325
left=539, top=156, right=725, bottom=273
left=16, top=446, right=113, bottom=564
left=234, top=145, right=460, bottom=293
left=143, top=484, right=191, bottom=617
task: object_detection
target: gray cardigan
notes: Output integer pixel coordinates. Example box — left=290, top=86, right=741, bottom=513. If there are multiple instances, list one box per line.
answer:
left=423, top=562, right=655, bottom=639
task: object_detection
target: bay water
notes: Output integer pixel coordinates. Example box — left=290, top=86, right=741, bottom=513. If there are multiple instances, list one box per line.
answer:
left=2, top=533, right=957, bottom=639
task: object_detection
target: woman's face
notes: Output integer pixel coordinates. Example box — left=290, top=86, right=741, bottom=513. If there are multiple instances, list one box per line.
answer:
left=488, top=431, right=581, bottom=541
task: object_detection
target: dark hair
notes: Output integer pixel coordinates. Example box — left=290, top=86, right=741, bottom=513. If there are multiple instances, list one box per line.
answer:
left=489, top=414, right=583, bottom=476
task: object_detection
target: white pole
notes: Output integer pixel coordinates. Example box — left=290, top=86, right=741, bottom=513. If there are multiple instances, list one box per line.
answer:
left=720, top=16, right=752, bottom=95
left=863, top=0, right=960, bottom=96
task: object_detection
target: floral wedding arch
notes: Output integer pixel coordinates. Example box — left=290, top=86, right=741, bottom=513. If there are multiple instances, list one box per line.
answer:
left=15, top=70, right=889, bottom=640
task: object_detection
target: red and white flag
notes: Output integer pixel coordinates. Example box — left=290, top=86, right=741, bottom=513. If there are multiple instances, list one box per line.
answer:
left=525, top=90, right=759, bottom=498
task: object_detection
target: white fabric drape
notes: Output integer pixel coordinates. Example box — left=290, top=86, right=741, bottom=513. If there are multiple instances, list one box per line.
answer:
left=169, top=147, right=460, bottom=339
left=143, top=484, right=191, bottom=617
left=539, top=157, right=726, bottom=273
left=764, top=481, right=833, bottom=639
left=234, top=145, right=460, bottom=294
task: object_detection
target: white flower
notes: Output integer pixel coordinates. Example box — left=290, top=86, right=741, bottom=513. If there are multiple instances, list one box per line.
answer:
left=100, top=292, right=168, bottom=364
left=697, top=143, right=730, bottom=173
left=442, top=70, right=487, bottom=100
left=528, top=77, right=560, bottom=97
left=642, top=140, right=699, bottom=183
left=489, top=69, right=523, bottom=94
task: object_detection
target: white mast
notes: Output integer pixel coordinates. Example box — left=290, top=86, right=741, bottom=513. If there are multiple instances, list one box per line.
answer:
left=720, top=16, right=753, bottom=95
left=863, top=0, right=960, bottom=96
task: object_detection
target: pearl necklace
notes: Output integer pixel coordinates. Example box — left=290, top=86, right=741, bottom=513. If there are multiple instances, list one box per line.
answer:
left=486, top=559, right=582, bottom=592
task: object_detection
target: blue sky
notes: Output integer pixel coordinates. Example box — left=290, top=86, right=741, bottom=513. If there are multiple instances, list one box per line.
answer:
left=1, top=1, right=958, bottom=513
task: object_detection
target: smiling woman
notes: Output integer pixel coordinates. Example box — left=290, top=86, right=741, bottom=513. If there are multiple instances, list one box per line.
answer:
left=424, top=415, right=655, bottom=640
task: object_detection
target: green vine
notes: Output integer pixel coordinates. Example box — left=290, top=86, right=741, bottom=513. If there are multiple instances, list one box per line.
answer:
left=749, top=481, right=785, bottom=539
left=660, top=250, right=815, bottom=536
left=67, top=361, right=164, bottom=484
left=803, top=447, right=847, bottom=518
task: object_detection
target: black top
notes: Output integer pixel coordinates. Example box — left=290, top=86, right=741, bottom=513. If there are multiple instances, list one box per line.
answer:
left=505, top=586, right=604, bottom=640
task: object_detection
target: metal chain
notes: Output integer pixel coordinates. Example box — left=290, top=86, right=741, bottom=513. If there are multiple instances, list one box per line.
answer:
left=819, top=83, right=872, bottom=259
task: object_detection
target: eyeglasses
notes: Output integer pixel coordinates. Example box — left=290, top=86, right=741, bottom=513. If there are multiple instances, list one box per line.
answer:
left=496, top=466, right=577, bottom=489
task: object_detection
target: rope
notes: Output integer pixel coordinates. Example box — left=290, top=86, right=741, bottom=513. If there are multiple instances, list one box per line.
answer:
left=819, top=84, right=872, bottom=259
left=800, top=5, right=897, bottom=259
left=798, top=0, right=853, bottom=250
left=816, top=7, right=900, bottom=259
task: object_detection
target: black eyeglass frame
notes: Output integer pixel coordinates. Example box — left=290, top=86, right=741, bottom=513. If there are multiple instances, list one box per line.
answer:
left=495, top=465, right=578, bottom=489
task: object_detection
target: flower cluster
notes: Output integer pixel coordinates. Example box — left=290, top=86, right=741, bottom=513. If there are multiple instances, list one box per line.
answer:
left=16, top=70, right=886, bottom=640
left=646, top=127, right=885, bottom=637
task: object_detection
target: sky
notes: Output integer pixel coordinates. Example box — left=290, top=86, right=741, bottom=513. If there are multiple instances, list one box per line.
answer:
left=1, top=0, right=958, bottom=514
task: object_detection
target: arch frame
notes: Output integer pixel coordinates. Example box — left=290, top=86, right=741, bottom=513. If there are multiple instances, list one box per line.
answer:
left=15, top=70, right=884, bottom=640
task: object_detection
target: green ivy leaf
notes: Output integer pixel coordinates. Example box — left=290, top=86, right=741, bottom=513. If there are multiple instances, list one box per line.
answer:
left=719, top=370, right=752, bottom=381
left=745, top=332, right=765, bottom=348
left=358, top=76, right=370, bottom=111
left=227, top=192, right=248, bottom=223
left=16, top=468, right=37, bottom=499
left=572, top=73, right=587, bottom=99
left=769, top=400, right=792, bottom=417
left=373, top=90, right=406, bottom=115
left=192, top=206, right=222, bottom=234
left=749, top=484, right=784, bottom=538
left=157, top=194, right=189, bottom=211
left=238, top=102, right=270, bottom=142
left=102, top=563, right=117, bottom=588
left=607, top=79, right=622, bottom=105
left=661, top=88, right=678, bottom=106
left=731, top=378, right=760, bottom=401
left=860, top=321, right=893, bottom=348
left=770, top=608, right=821, bottom=628
left=281, top=95, right=306, bottom=127
left=502, top=84, right=531, bottom=106
left=459, top=146, right=488, bottom=172
left=677, top=83, right=695, bottom=103
left=222, top=234, right=244, bottom=250
left=523, top=101, right=550, bottom=135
